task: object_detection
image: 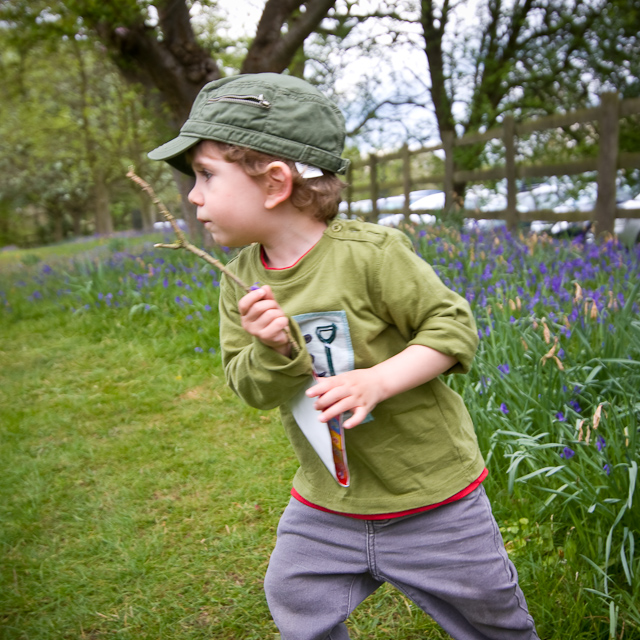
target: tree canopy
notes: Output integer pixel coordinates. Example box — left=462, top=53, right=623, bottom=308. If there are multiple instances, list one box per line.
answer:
left=0, top=0, right=637, bottom=246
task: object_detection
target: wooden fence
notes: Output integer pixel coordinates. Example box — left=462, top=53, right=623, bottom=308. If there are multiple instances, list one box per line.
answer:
left=345, top=93, right=640, bottom=233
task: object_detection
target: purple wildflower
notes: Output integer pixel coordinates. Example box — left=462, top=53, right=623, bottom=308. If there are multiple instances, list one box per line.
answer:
left=163, top=278, right=169, bottom=288
left=596, top=435, right=606, bottom=452
left=500, top=403, right=509, bottom=414
left=569, top=400, right=581, bottom=413
left=556, top=412, right=565, bottom=421
left=603, top=464, right=611, bottom=475
left=560, top=447, right=575, bottom=459
left=194, top=347, right=203, bottom=353
left=204, top=304, right=212, bottom=312
left=498, top=364, right=510, bottom=375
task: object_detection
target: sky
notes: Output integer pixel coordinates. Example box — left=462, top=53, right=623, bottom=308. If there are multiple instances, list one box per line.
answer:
left=207, top=0, right=485, bottom=151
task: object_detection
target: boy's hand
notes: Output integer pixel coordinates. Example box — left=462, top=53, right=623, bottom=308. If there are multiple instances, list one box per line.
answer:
left=305, top=345, right=459, bottom=429
left=238, top=286, right=291, bottom=357
left=305, top=369, right=384, bottom=429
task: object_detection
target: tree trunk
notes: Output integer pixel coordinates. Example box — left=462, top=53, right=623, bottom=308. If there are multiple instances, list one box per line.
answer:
left=140, top=192, right=155, bottom=232
left=71, top=207, right=83, bottom=235
left=94, top=171, right=113, bottom=235
left=51, top=209, right=64, bottom=243
left=171, top=168, right=200, bottom=243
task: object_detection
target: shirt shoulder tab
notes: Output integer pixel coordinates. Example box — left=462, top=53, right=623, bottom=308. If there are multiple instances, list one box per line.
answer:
left=325, top=219, right=405, bottom=248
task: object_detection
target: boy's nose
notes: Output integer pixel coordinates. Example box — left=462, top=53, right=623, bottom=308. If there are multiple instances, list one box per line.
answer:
left=188, top=186, right=203, bottom=207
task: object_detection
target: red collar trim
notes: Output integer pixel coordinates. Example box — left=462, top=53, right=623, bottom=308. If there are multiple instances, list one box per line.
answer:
left=260, top=242, right=319, bottom=270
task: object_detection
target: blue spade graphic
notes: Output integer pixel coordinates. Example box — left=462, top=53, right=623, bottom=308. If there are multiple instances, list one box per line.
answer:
left=316, top=324, right=338, bottom=377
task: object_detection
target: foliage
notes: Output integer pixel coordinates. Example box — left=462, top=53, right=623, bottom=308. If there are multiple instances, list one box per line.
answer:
left=0, top=30, right=177, bottom=246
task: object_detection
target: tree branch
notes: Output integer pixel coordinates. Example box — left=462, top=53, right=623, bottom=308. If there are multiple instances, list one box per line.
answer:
left=242, top=0, right=337, bottom=73
left=126, top=167, right=300, bottom=353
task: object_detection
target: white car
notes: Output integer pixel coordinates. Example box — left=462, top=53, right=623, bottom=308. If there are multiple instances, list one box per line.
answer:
left=616, top=196, right=640, bottom=246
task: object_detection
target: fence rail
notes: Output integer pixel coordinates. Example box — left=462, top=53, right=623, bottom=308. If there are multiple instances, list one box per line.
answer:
left=345, top=93, right=640, bottom=232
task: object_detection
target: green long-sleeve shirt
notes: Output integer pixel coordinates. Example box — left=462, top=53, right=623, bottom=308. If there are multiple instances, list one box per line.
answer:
left=219, top=219, right=485, bottom=514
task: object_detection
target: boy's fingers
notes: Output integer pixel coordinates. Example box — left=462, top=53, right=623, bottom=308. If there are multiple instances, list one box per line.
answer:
left=306, top=377, right=340, bottom=398
left=343, top=407, right=368, bottom=429
left=260, top=285, right=276, bottom=300
left=319, top=398, right=361, bottom=424
left=312, top=385, right=349, bottom=411
left=238, top=288, right=266, bottom=314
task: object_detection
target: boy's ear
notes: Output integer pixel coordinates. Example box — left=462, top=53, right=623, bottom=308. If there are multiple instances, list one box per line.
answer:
left=263, top=161, right=293, bottom=209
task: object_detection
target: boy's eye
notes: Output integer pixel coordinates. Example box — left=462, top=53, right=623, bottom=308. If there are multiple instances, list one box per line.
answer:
left=196, top=169, right=213, bottom=181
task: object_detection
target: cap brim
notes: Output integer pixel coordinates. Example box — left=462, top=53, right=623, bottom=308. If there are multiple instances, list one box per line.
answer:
left=148, top=135, right=201, bottom=176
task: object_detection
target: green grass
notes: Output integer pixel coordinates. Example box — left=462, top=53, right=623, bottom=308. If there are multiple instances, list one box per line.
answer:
left=0, top=233, right=166, bottom=271
left=1, top=229, right=639, bottom=639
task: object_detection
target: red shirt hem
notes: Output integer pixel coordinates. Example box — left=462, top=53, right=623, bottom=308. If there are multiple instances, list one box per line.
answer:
left=290, top=468, right=488, bottom=520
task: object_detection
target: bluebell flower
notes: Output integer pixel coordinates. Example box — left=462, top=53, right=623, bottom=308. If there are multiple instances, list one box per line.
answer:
left=204, top=304, right=212, bottom=312
left=560, top=447, right=575, bottom=459
left=596, top=435, right=606, bottom=451
left=603, top=464, right=611, bottom=475
left=497, top=364, right=510, bottom=375
left=194, top=347, right=203, bottom=353
left=556, top=412, right=565, bottom=421
left=500, top=403, right=509, bottom=414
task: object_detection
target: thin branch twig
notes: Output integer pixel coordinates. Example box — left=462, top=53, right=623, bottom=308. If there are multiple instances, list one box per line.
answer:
left=127, top=168, right=300, bottom=353
left=127, top=168, right=251, bottom=292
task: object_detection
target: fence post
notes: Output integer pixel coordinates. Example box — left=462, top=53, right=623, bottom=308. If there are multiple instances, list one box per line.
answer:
left=402, top=143, right=411, bottom=221
left=442, top=130, right=454, bottom=215
left=594, top=92, right=620, bottom=237
left=346, top=162, right=353, bottom=218
left=503, top=115, right=518, bottom=230
left=369, top=153, right=379, bottom=223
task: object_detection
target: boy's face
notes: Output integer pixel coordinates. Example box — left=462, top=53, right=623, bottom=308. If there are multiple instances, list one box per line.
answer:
left=188, top=142, right=269, bottom=247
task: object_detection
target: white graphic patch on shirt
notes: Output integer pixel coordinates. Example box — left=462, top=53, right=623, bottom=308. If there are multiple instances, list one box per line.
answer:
left=293, top=310, right=373, bottom=424
left=293, top=310, right=355, bottom=378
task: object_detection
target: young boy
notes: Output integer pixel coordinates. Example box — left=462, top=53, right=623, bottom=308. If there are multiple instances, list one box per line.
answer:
left=149, top=73, right=539, bottom=640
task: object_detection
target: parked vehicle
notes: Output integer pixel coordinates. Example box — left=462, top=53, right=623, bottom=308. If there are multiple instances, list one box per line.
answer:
left=340, top=184, right=640, bottom=244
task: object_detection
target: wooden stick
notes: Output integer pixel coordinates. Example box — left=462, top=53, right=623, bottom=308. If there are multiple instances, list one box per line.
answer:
left=127, top=168, right=299, bottom=353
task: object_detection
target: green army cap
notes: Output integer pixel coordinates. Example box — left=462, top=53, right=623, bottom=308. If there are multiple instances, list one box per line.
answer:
left=148, top=73, right=350, bottom=176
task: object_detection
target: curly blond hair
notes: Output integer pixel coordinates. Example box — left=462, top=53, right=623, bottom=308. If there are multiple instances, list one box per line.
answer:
left=201, top=141, right=346, bottom=222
